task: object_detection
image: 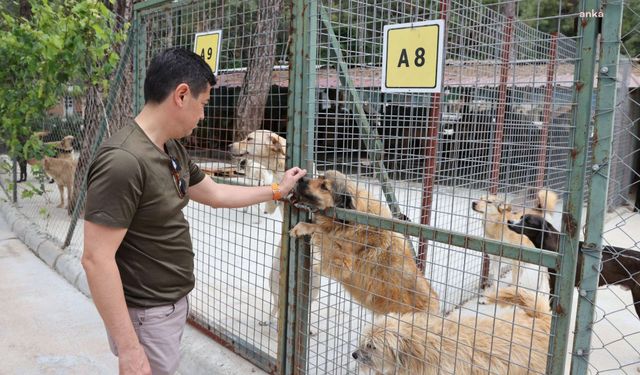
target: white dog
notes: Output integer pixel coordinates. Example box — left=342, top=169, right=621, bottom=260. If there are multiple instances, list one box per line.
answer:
left=230, top=130, right=321, bottom=328
left=230, top=130, right=287, bottom=219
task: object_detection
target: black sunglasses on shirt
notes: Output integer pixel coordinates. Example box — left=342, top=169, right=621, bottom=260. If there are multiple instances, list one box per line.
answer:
left=169, top=156, right=187, bottom=199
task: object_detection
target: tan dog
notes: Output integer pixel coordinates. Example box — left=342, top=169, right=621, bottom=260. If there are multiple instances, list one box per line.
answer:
left=472, top=190, right=557, bottom=289
left=289, top=171, right=440, bottom=315
left=353, top=286, right=551, bottom=375
left=42, top=157, right=76, bottom=209
left=43, top=135, right=75, bottom=160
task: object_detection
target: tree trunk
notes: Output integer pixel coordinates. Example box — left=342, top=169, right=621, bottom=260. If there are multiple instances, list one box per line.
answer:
left=19, top=0, right=32, bottom=19
left=68, top=0, right=137, bottom=215
left=234, top=0, right=282, bottom=140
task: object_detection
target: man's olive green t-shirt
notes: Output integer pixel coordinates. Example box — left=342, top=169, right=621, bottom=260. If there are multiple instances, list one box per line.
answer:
left=85, top=121, right=206, bottom=307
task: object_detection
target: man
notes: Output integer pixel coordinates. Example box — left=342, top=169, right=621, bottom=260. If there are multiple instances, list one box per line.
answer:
left=81, top=47, right=306, bottom=375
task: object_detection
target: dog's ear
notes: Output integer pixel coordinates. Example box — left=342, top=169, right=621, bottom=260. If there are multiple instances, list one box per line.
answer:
left=330, top=177, right=356, bottom=210
left=269, top=134, right=286, bottom=156
left=334, top=190, right=355, bottom=210
left=396, top=336, right=425, bottom=371
left=497, top=203, right=512, bottom=213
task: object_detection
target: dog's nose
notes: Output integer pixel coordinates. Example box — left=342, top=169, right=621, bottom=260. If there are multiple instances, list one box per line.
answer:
left=507, top=220, right=514, bottom=225
left=352, top=351, right=359, bottom=360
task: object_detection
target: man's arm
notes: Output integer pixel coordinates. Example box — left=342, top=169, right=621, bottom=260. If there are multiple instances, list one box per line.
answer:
left=81, top=221, right=151, bottom=375
left=189, top=167, right=306, bottom=208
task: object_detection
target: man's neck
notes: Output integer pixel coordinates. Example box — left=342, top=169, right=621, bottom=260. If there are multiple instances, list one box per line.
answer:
left=134, top=104, right=173, bottom=150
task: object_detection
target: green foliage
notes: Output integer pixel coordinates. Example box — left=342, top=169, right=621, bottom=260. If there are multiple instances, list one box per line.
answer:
left=621, top=0, right=640, bottom=58
left=0, top=0, right=126, bottom=160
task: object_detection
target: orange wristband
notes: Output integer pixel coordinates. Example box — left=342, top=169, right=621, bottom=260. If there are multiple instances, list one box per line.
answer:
left=271, top=182, right=282, bottom=201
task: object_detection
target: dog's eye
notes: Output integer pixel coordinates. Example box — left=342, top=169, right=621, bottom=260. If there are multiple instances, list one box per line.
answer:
left=246, top=137, right=253, bottom=141
left=366, top=343, right=376, bottom=350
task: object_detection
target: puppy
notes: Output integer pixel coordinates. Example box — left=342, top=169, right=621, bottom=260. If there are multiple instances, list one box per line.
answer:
left=353, top=286, right=551, bottom=375
left=289, top=170, right=440, bottom=315
left=508, top=214, right=640, bottom=319
left=472, top=190, right=557, bottom=289
left=42, top=157, right=77, bottom=210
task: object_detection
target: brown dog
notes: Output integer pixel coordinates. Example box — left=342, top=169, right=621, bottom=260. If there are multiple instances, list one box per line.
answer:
left=42, top=157, right=76, bottom=209
left=289, top=170, right=440, bottom=315
left=353, top=286, right=551, bottom=375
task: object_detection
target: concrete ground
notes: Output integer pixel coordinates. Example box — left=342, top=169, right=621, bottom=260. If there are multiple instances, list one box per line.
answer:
left=0, top=212, right=266, bottom=375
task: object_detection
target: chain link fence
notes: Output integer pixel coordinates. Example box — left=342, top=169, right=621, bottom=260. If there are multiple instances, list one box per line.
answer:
left=1, top=0, right=638, bottom=374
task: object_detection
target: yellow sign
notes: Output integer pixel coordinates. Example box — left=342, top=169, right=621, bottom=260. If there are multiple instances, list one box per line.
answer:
left=381, top=20, right=445, bottom=93
left=193, top=30, right=222, bottom=75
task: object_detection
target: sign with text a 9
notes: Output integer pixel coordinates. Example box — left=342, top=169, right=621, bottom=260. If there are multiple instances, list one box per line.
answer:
left=193, top=30, right=222, bottom=75
left=381, top=20, right=445, bottom=93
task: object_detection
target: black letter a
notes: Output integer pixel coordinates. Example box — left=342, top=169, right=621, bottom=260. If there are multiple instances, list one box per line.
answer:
left=397, top=49, right=409, bottom=67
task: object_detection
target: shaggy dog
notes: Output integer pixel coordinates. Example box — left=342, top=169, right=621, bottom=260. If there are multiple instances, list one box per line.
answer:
left=472, top=190, right=557, bottom=289
left=42, top=156, right=77, bottom=210
left=289, top=170, right=440, bottom=315
left=508, top=214, right=640, bottom=319
left=353, top=286, right=551, bottom=375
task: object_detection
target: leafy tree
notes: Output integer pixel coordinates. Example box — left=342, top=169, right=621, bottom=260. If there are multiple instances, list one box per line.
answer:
left=0, top=0, right=125, bottom=161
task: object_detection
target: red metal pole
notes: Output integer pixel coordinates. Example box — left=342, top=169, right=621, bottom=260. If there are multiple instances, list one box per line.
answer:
left=418, top=0, right=448, bottom=272
left=481, top=17, right=513, bottom=287
left=536, top=32, right=559, bottom=188
left=489, top=17, right=514, bottom=195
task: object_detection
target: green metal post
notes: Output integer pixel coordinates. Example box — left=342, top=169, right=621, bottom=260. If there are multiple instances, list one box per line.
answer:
left=570, top=0, right=624, bottom=373
left=547, top=0, right=600, bottom=373
left=280, top=1, right=314, bottom=374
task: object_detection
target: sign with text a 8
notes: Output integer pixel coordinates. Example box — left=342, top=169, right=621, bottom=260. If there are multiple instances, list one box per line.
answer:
left=381, top=20, right=445, bottom=93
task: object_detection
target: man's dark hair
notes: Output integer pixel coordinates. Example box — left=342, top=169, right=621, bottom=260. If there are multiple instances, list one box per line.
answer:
left=144, top=47, right=217, bottom=104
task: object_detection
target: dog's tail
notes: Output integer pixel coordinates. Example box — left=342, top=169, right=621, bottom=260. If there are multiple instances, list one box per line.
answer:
left=536, top=189, right=558, bottom=212
left=486, top=286, right=551, bottom=320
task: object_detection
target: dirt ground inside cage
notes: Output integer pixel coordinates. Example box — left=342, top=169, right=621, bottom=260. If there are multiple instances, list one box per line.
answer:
left=3, top=164, right=640, bottom=374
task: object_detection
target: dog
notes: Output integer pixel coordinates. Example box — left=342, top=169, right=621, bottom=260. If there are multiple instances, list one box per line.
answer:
left=230, top=130, right=287, bottom=220
left=289, top=170, right=440, bottom=315
left=508, top=214, right=640, bottom=319
left=472, top=190, right=557, bottom=289
left=52, top=135, right=75, bottom=160
left=229, top=129, right=286, bottom=183
left=353, top=286, right=551, bottom=375
left=42, top=156, right=77, bottom=210
left=229, top=130, right=321, bottom=326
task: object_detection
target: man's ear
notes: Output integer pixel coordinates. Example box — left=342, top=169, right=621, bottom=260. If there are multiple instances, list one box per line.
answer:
left=174, top=83, right=190, bottom=106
